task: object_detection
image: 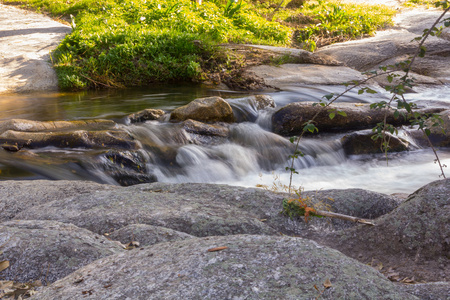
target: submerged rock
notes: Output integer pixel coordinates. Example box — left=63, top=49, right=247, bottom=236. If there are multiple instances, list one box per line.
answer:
left=0, top=220, right=123, bottom=283
left=31, top=234, right=417, bottom=300
left=170, top=96, right=235, bottom=123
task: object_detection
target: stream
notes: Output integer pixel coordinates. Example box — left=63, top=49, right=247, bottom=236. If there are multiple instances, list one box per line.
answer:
left=1, top=83, right=449, bottom=195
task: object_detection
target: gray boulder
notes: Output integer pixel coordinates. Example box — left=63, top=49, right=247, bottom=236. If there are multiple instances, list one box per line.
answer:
left=170, top=97, right=235, bottom=123
left=107, top=223, right=195, bottom=247
left=0, top=220, right=123, bottom=283
left=325, top=178, right=450, bottom=282
left=13, top=183, right=279, bottom=237
left=0, top=180, right=117, bottom=222
left=7, top=182, right=400, bottom=238
left=398, top=282, right=450, bottom=300
left=30, top=235, right=417, bottom=300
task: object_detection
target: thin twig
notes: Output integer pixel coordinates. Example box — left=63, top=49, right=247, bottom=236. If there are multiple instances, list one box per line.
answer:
left=315, top=209, right=375, bottom=225
left=79, top=74, right=114, bottom=88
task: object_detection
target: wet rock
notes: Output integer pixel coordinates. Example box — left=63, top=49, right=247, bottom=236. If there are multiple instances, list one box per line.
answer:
left=326, top=178, right=450, bottom=282
left=0, top=180, right=117, bottom=222
left=272, top=102, right=408, bottom=136
left=97, top=150, right=157, bottom=186
left=0, top=220, right=123, bottom=283
left=127, top=109, right=165, bottom=123
left=0, top=119, right=115, bottom=134
left=107, top=224, right=195, bottom=247
left=424, top=110, right=450, bottom=147
left=341, top=129, right=410, bottom=155
left=170, top=96, right=235, bottom=123
left=182, top=119, right=229, bottom=145
left=251, top=95, right=276, bottom=110
left=182, top=119, right=229, bottom=137
left=31, top=235, right=417, bottom=300
left=228, top=95, right=275, bottom=122
left=0, top=129, right=138, bottom=150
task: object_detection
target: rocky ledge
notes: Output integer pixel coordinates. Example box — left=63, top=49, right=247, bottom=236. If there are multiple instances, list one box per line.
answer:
left=0, top=179, right=448, bottom=299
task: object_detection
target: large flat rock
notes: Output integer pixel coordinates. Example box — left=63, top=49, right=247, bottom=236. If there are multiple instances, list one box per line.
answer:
left=246, top=64, right=366, bottom=88
left=30, top=234, right=417, bottom=300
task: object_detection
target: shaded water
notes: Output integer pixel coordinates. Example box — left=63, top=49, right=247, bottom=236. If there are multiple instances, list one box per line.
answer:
left=1, top=84, right=449, bottom=195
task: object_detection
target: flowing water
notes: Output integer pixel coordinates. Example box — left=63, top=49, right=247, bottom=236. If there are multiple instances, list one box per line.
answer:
left=1, top=83, right=449, bottom=195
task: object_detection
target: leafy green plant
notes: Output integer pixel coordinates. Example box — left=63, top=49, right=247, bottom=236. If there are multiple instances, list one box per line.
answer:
left=223, top=0, right=244, bottom=18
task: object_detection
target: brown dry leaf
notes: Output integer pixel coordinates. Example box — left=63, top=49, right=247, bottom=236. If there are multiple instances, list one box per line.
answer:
left=323, top=278, right=332, bottom=289
left=387, top=270, right=401, bottom=282
left=207, top=246, right=228, bottom=252
left=401, top=277, right=417, bottom=284
left=0, top=260, right=10, bottom=272
left=0, top=280, right=14, bottom=290
left=375, top=262, right=383, bottom=271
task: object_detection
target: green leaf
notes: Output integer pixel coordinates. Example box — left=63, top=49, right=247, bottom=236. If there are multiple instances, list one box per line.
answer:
left=337, top=111, right=347, bottom=117
left=323, top=93, right=334, bottom=100
left=394, top=110, right=399, bottom=119
left=366, top=88, right=377, bottom=94
left=419, top=46, right=427, bottom=58
left=329, top=112, right=335, bottom=120
left=358, top=89, right=364, bottom=95
left=425, top=128, right=431, bottom=136
left=303, top=123, right=318, bottom=133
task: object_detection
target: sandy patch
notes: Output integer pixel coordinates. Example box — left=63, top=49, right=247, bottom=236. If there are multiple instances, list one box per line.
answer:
left=0, top=4, right=71, bottom=94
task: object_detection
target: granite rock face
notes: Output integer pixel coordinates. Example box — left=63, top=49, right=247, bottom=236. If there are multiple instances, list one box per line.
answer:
left=30, top=235, right=417, bottom=300
left=0, top=220, right=124, bottom=283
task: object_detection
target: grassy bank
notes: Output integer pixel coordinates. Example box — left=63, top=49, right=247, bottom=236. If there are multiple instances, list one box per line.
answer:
left=1, top=0, right=395, bottom=90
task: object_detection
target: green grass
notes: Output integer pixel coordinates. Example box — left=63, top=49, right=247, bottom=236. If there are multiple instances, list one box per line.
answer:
left=404, top=0, right=449, bottom=8
left=1, top=0, right=397, bottom=90
left=262, top=0, right=396, bottom=51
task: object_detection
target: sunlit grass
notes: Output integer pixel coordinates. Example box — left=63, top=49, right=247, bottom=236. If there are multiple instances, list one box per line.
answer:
left=0, top=0, right=397, bottom=89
